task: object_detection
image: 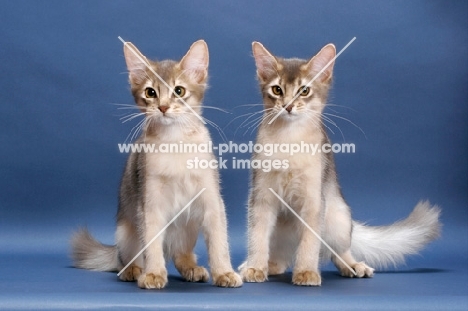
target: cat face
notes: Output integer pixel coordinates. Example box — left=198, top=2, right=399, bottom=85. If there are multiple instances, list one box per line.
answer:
left=123, top=40, right=208, bottom=126
left=252, top=42, right=336, bottom=125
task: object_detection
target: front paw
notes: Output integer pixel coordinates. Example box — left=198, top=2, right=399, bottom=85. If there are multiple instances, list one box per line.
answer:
left=292, top=270, right=321, bottom=286
left=181, top=266, right=210, bottom=283
left=240, top=267, right=268, bottom=283
left=137, top=272, right=168, bottom=289
left=213, top=271, right=243, bottom=288
left=119, top=264, right=142, bottom=282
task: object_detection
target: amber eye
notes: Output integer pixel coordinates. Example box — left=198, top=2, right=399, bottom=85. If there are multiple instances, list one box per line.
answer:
left=298, top=86, right=310, bottom=96
left=271, top=85, right=283, bottom=96
left=145, top=87, right=157, bottom=98
left=174, top=86, right=186, bottom=97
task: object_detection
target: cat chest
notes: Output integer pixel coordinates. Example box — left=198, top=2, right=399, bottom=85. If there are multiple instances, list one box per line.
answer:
left=254, top=151, right=322, bottom=171
left=145, top=151, right=215, bottom=177
left=254, top=134, right=324, bottom=171
left=144, top=172, right=206, bottom=212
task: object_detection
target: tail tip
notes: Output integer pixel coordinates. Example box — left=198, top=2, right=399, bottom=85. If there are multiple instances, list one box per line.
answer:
left=412, top=200, right=442, bottom=240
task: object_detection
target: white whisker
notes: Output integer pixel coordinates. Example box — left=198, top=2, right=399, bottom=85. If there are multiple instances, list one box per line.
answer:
left=225, top=110, right=262, bottom=130
left=125, top=117, right=147, bottom=143
left=321, top=114, right=344, bottom=139
left=232, top=108, right=274, bottom=136
left=203, top=116, right=228, bottom=143
left=233, top=103, right=266, bottom=110
left=244, top=111, right=276, bottom=137
left=323, top=112, right=367, bottom=139
left=120, top=112, right=146, bottom=124
left=191, top=106, right=231, bottom=114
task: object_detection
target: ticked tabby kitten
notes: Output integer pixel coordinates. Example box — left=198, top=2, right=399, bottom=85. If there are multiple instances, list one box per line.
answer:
left=72, top=40, right=242, bottom=289
left=239, top=42, right=441, bottom=286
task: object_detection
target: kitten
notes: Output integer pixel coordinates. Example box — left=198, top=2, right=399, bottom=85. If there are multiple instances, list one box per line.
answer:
left=239, top=42, right=441, bottom=286
left=71, top=40, right=242, bottom=289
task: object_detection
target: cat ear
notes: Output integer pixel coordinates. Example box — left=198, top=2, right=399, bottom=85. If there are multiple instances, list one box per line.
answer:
left=123, top=42, right=149, bottom=84
left=252, top=42, right=278, bottom=82
left=306, top=44, right=336, bottom=83
left=179, top=40, right=209, bottom=84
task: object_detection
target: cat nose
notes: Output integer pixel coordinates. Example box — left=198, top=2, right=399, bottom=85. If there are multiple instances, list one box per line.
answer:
left=284, top=105, right=293, bottom=113
left=158, top=105, right=169, bottom=114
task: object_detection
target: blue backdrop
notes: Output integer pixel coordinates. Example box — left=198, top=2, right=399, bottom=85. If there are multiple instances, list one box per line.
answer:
left=0, top=1, right=466, bottom=310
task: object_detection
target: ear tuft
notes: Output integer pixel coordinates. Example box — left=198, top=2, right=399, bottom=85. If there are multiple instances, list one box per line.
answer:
left=180, top=40, right=209, bottom=84
left=307, top=43, right=336, bottom=83
left=252, top=42, right=278, bottom=82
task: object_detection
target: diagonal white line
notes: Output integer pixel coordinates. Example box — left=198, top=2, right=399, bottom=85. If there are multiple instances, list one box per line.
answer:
left=268, top=188, right=356, bottom=276
left=118, top=36, right=206, bottom=124
left=268, top=37, right=357, bottom=125
left=117, top=188, right=206, bottom=276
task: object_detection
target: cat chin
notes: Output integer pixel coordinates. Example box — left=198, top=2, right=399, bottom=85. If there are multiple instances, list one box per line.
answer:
left=156, top=116, right=176, bottom=125
left=278, top=112, right=300, bottom=121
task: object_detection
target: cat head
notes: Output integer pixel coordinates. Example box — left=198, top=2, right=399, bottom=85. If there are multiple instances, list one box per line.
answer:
left=123, top=40, right=208, bottom=127
left=252, top=42, right=336, bottom=126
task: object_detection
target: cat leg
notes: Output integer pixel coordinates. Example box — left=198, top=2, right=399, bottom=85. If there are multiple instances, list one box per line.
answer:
left=137, top=179, right=169, bottom=289
left=137, top=217, right=168, bottom=289
left=172, top=222, right=209, bottom=283
left=323, top=194, right=374, bottom=278
left=268, top=216, right=297, bottom=275
left=292, top=196, right=322, bottom=286
left=201, top=186, right=242, bottom=287
left=115, top=220, right=143, bottom=282
left=239, top=188, right=278, bottom=282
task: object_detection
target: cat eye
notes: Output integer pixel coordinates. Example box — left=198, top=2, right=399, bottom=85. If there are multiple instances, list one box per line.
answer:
left=271, top=85, right=283, bottom=96
left=145, top=87, right=157, bottom=98
left=298, top=86, right=310, bottom=96
left=174, top=86, right=186, bottom=97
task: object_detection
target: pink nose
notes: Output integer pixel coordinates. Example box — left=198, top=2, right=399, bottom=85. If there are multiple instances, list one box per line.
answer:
left=159, top=106, right=169, bottom=113
left=284, top=105, right=293, bottom=113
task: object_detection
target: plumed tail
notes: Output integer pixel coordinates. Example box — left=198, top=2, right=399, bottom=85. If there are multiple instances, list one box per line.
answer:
left=71, top=228, right=119, bottom=272
left=351, top=201, right=441, bottom=269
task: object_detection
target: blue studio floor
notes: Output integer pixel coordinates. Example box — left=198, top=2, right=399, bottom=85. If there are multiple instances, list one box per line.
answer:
left=0, top=225, right=466, bottom=310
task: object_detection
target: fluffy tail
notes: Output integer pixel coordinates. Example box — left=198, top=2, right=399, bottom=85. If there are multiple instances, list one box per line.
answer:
left=70, top=228, right=120, bottom=271
left=351, top=201, right=441, bottom=269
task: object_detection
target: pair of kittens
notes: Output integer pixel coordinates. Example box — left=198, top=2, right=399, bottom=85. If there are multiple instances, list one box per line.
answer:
left=71, top=40, right=441, bottom=289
